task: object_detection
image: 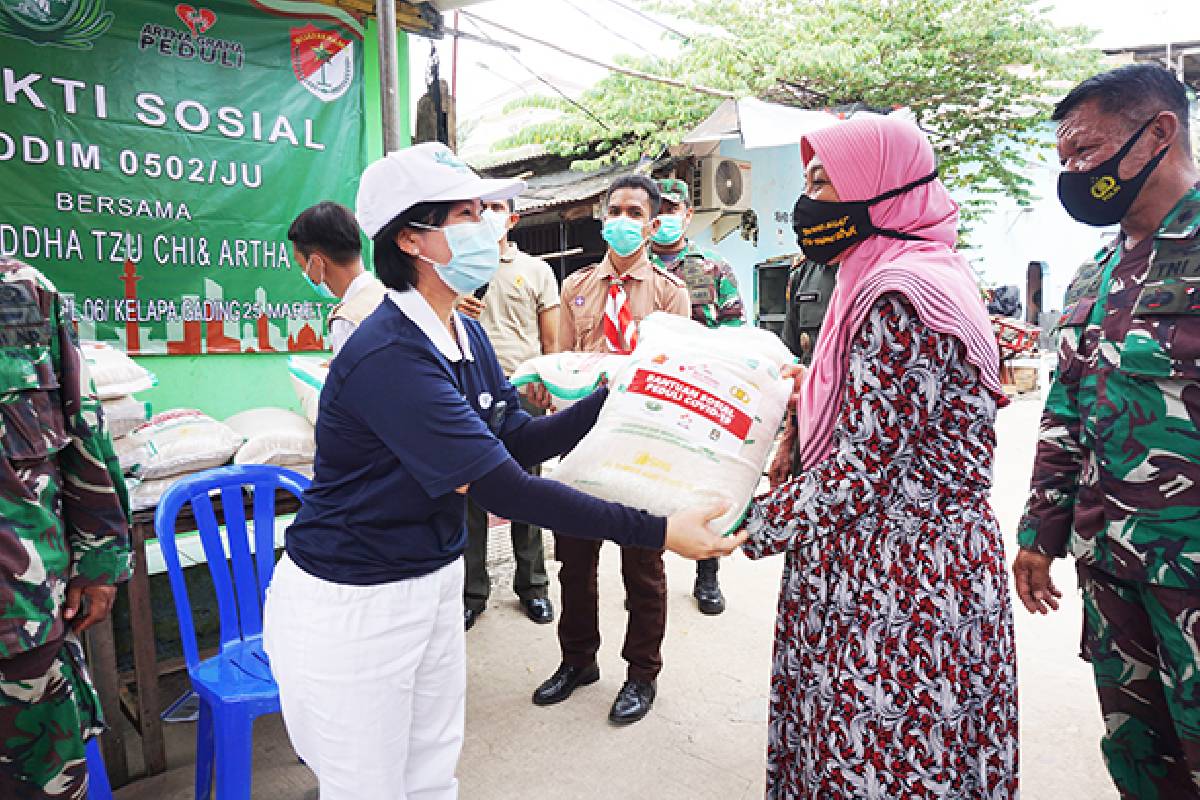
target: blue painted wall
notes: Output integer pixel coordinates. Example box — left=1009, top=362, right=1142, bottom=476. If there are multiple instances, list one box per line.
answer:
left=690, top=139, right=807, bottom=319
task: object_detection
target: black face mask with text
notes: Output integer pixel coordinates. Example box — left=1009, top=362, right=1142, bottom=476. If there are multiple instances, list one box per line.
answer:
left=1057, top=117, right=1169, bottom=227
left=792, top=171, right=938, bottom=263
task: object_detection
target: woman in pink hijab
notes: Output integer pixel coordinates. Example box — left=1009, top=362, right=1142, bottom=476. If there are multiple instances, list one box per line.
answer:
left=743, top=115, right=1018, bottom=798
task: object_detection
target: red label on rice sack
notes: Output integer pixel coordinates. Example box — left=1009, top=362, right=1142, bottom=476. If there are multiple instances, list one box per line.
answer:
left=627, top=369, right=752, bottom=439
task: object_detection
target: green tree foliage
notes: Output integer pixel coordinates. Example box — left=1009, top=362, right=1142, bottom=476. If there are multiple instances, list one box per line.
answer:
left=498, top=0, right=1098, bottom=217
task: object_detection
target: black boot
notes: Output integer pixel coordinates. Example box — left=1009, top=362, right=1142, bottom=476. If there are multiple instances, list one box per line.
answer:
left=693, top=558, right=726, bottom=615
left=608, top=679, right=656, bottom=725
left=532, top=662, right=600, bottom=706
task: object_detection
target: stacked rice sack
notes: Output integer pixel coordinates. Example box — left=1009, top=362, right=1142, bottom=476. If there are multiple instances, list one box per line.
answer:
left=225, top=408, right=316, bottom=480
left=121, top=407, right=318, bottom=510
left=122, top=409, right=246, bottom=510
left=84, top=343, right=318, bottom=510
left=83, top=342, right=155, bottom=478
left=551, top=312, right=795, bottom=535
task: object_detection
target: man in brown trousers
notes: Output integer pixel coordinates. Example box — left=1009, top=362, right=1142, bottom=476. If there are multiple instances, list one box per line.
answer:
left=531, top=174, right=688, bottom=725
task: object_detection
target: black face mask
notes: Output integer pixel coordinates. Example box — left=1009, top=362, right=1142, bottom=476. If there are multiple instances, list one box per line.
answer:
left=1057, top=117, right=1169, bottom=227
left=792, top=171, right=938, bottom=263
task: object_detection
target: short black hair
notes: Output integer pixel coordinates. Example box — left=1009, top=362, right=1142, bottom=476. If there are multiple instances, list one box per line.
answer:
left=287, top=202, right=362, bottom=263
left=373, top=202, right=454, bottom=292
left=605, top=174, right=661, bottom=216
left=1053, top=64, right=1191, bottom=143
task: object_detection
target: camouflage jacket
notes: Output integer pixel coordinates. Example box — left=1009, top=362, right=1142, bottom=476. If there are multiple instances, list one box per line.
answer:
left=0, top=258, right=132, bottom=662
left=649, top=240, right=745, bottom=329
left=1017, top=187, right=1200, bottom=589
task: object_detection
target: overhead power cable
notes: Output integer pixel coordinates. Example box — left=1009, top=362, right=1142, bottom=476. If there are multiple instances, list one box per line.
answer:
left=461, top=11, right=736, bottom=100
left=601, top=0, right=757, bottom=66
left=460, top=14, right=613, bottom=131
left=601, top=0, right=692, bottom=43
left=562, top=0, right=650, bottom=53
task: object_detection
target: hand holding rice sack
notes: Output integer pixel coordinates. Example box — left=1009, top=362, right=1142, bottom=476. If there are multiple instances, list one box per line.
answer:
left=509, top=351, right=629, bottom=412
left=551, top=312, right=795, bottom=534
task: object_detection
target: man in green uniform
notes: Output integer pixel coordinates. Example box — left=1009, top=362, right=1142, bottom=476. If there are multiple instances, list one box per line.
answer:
left=0, top=257, right=132, bottom=800
left=648, top=177, right=745, bottom=616
left=781, top=256, right=837, bottom=366
left=1012, top=65, right=1200, bottom=799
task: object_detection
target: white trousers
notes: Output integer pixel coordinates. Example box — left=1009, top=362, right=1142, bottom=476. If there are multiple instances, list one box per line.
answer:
left=263, top=554, right=466, bottom=800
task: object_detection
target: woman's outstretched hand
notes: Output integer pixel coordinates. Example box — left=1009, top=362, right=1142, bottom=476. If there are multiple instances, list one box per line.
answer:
left=664, top=502, right=747, bottom=559
left=781, top=363, right=808, bottom=404
left=766, top=364, right=807, bottom=489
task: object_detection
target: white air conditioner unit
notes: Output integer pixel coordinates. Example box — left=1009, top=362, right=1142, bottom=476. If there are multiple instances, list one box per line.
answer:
left=691, top=156, right=751, bottom=212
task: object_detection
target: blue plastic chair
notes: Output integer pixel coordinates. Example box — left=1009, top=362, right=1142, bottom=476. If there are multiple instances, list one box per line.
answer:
left=154, top=465, right=310, bottom=800
left=85, top=737, right=112, bottom=800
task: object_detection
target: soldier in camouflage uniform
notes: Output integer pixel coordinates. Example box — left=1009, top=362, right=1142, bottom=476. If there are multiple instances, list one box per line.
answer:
left=1013, top=65, right=1200, bottom=799
left=649, top=176, right=746, bottom=616
left=0, top=257, right=132, bottom=800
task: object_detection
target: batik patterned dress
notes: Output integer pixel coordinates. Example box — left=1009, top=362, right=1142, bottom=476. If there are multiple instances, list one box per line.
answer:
left=745, top=293, right=1018, bottom=799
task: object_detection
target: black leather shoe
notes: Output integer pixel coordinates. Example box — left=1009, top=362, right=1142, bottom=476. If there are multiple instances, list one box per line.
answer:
left=608, top=679, right=656, bottom=725
left=464, top=607, right=483, bottom=631
left=532, top=662, right=599, bottom=706
left=693, top=571, right=726, bottom=616
left=523, top=596, right=555, bottom=624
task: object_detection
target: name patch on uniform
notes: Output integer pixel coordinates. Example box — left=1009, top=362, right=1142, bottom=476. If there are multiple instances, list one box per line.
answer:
left=681, top=258, right=716, bottom=306
left=794, top=291, right=820, bottom=303
left=1148, top=236, right=1200, bottom=281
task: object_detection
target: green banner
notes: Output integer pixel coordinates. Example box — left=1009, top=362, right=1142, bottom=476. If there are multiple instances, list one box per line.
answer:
left=0, top=0, right=368, bottom=354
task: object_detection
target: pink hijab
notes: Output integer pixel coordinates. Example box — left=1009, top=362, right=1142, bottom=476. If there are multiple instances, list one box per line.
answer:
left=796, top=115, right=1005, bottom=470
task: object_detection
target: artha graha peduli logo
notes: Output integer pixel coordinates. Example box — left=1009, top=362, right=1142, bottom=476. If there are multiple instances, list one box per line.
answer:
left=175, top=4, right=216, bottom=36
left=138, top=4, right=245, bottom=70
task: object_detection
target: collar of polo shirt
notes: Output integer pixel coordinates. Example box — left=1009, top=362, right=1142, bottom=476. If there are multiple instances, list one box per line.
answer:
left=387, top=288, right=475, bottom=363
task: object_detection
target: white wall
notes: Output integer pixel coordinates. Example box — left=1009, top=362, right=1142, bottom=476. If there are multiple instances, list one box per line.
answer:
left=960, top=147, right=1116, bottom=314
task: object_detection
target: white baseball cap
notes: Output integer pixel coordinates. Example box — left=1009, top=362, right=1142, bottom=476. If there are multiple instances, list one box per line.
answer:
left=355, top=142, right=526, bottom=238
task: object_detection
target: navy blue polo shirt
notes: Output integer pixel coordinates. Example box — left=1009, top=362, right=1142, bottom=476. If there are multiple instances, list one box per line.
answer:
left=285, top=289, right=531, bottom=585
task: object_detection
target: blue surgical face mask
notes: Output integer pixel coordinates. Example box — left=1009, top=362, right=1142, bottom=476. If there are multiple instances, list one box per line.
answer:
left=414, top=215, right=502, bottom=295
left=603, top=216, right=648, bottom=257
left=650, top=214, right=685, bottom=245
left=301, top=256, right=336, bottom=300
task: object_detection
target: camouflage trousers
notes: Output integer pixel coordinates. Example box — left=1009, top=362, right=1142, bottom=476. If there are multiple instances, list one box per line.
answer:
left=1078, top=562, right=1200, bottom=799
left=0, top=636, right=103, bottom=800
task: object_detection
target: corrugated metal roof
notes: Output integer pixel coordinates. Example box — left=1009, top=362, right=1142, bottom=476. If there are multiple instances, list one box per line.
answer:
left=516, top=163, right=634, bottom=215
left=467, top=144, right=548, bottom=171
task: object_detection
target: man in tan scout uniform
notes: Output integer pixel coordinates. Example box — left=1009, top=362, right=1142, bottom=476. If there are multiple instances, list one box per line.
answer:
left=533, top=174, right=689, bottom=726
left=288, top=201, right=386, bottom=355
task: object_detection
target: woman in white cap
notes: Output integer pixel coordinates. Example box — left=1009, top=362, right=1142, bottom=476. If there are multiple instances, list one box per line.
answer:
left=262, top=143, right=742, bottom=800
